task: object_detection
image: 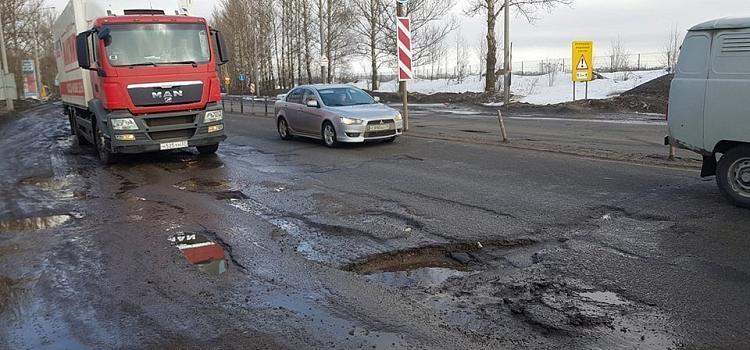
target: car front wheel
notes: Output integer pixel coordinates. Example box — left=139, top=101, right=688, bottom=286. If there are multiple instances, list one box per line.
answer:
left=322, top=122, right=338, bottom=148
left=716, top=145, right=750, bottom=208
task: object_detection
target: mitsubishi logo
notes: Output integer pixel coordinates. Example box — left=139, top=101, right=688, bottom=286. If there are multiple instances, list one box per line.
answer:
left=152, top=90, right=184, bottom=103
left=379, top=120, right=384, bottom=124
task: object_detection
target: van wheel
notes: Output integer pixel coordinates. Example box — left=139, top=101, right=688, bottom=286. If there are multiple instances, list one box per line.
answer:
left=716, top=146, right=750, bottom=208
left=94, top=123, right=119, bottom=165
left=197, top=144, right=219, bottom=155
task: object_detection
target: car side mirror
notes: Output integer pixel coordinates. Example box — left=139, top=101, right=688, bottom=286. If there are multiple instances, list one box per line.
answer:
left=373, top=96, right=380, bottom=102
left=306, top=100, right=319, bottom=108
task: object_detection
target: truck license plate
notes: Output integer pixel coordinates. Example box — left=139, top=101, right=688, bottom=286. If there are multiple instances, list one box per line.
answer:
left=368, top=124, right=391, bottom=131
left=160, top=140, right=189, bottom=150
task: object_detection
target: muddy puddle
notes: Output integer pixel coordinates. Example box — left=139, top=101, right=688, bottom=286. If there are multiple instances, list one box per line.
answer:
left=266, top=293, right=408, bottom=349
left=168, top=232, right=228, bottom=276
left=0, top=215, right=72, bottom=232
left=173, top=178, right=232, bottom=193
left=0, top=276, right=35, bottom=317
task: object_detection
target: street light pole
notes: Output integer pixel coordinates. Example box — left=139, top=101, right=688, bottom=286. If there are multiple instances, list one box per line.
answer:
left=0, top=15, right=14, bottom=111
left=503, top=0, right=510, bottom=105
left=33, top=25, right=42, bottom=102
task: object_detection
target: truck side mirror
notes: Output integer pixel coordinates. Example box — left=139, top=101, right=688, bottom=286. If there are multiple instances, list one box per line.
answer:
left=76, top=32, right=91, bottom=70
left=215, top=31, right=230, bottom=65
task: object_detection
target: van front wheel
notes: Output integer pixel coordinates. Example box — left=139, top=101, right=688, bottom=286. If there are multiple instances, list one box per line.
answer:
left=716, top=146, right=750, bottom=208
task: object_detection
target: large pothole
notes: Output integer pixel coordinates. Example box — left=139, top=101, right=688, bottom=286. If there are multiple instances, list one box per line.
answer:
left=168, top=232, right=229, bottom=276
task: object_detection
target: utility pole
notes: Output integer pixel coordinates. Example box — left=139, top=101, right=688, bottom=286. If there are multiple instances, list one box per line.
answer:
left=0, top=15, right=14, bottom=111
left=503, top=0, right=510, bottom=105
left=33, top=26, right=42, bottom=102
left=397, top=1, right=408, bottom=130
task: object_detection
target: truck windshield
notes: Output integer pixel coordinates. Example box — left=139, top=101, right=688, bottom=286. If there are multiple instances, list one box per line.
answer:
left=104, top=23, right=211, bottom=67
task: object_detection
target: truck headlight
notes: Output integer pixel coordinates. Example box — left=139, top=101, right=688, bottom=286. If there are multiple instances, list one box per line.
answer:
left=204, top=110, right=223, bottom=123
left=339, top=116, right=364, bottom=125
left=394, top=113, right=403, bottom=121
left=111, top=118, right=139, bottom=130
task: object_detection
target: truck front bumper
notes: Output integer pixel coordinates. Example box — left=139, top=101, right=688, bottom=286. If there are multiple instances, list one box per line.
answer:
left=105, top=104, right=227, bottom=154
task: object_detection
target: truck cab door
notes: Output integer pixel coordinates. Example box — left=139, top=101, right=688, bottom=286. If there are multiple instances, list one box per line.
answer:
left=703, top=29, right=750, bottom=152
left=668, top=32, right=710, bottom=152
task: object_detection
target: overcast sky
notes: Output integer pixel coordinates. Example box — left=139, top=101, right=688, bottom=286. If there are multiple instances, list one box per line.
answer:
left=46, top=0, right=750, bottom=70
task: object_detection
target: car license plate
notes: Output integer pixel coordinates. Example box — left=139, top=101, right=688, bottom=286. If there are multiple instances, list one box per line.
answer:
left=368, top=124, right=391, bottom=131
left=160, top=140, right=188, bottom=150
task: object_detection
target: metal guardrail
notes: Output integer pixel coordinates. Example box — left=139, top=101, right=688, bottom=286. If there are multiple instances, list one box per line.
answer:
left=221, top=95, right=275, bottom=116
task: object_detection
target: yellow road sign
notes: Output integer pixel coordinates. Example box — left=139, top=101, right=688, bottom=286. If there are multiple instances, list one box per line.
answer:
left=572, top=41, right=593, bottom=82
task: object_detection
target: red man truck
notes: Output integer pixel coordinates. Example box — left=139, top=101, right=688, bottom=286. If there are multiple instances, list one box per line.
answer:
left=53, top=1, right=229, bottom=164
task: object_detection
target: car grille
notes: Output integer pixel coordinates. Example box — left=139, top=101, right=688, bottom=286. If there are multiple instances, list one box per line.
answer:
left=149, top=128, right=196, bottom=141
left=364, top=120, right=396, bottom=138
left=145, top=115, right=196, bottom=127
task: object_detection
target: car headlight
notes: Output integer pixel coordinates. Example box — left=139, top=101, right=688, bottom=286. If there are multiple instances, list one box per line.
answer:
left=339, top=116, right=364, bottom=125
left=394, top=113, right=403, bottom=121
left=204, top=110, right=223, bottom=123
left=111, top=118, right=139, bottom=130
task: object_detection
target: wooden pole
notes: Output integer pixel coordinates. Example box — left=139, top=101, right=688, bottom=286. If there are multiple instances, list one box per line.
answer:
left=497, top=110, right=508, bottom=142
left=669, top=146, right=676, bottom=161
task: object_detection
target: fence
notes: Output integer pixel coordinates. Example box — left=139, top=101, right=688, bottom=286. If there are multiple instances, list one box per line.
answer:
left=221, top=95, right=276, bottom=116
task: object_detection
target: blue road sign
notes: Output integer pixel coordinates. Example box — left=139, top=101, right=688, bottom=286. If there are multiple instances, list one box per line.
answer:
left=239, top=74, right=246, bottom=81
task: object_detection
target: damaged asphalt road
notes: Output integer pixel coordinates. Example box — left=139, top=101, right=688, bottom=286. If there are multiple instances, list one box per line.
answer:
left=1, top=104, right=749, bottom=350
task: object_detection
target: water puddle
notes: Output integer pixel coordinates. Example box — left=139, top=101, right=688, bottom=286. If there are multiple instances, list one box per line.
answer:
left=0, top=276, right=35, bottom=317
left=267, top=293, right=408, bottom=348
left=173, top=178, right=231, bottom=193
left=0, top=215, right=72, bottom=232
left=365, top=267, right=467, bottom=288
left=578, top=291, right=629, bottom=306
left=168, top=232, right=228, bottom=276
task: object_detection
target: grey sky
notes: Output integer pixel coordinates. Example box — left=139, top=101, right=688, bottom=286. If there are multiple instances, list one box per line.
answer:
left=46, top=0, right=750, bottom=68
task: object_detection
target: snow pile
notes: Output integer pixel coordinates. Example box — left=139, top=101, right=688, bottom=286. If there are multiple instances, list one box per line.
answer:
left=352, top=69, right=669, bottom=105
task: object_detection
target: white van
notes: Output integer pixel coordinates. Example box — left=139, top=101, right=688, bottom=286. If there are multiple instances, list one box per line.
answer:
left=667, top=17, right=750, bottom=208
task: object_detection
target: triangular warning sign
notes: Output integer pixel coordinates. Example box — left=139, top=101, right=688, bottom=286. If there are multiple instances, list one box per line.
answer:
left=577, top=55, right=589, bottom=70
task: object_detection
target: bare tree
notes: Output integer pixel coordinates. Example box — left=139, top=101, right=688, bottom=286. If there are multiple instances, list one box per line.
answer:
left=454, top=28, right=469, bottom=84
left=465, top=0, right=574, bottom=92
left=351, top=0, right=387, bottom=90
left=661, top=23, right=682, bottom=73
left=608, top=36, right=631, bottom=72
left=378, top=0, right=458, bottom=70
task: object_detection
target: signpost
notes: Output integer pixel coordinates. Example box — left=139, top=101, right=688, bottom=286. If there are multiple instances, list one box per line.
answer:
left=238, top=74, right=246, bottom=113
left=396, top=13, right=411, bottom=130
left=21, top=60, right=37, bottom=100
left=571, top=41, right=593, bottom=101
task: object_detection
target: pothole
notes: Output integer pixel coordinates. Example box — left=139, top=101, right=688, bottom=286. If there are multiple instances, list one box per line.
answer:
left=0, top=215, right=72, bottom=232
left=173, top=178, right=231, bottom=193
left=344, top=240, right=535, bottom=287
left=0, top=276, right=35, bottom=317
left=578, top=291, right=629, bottom=306
left=168, top=232, right=228, bottom=276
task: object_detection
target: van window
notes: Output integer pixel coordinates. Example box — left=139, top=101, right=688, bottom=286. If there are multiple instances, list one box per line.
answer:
left=678, top=34, right=710, bottom=75
left=713, top=33, right=750, bottom=75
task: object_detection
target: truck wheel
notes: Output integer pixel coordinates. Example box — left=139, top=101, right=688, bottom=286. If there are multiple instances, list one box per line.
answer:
left=716, top=146, right=750, bottom=208
left=197, top=144, right=219, bottom=155
left=94, top=123, right=119, bottom=165
left=68, top=112, right=75, bottom=135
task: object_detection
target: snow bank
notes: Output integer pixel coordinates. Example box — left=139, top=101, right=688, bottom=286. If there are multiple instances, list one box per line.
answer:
left=351, top=70, right=669, bottom=106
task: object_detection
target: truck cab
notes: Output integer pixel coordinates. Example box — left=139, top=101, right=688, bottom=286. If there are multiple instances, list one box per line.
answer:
left=54, top=1, right=230, bottom=164
left=667, top=17, right=750, bottom=207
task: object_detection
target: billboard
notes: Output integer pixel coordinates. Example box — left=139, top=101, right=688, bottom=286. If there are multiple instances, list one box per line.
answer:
left=21, top=60, right=38, bottom=99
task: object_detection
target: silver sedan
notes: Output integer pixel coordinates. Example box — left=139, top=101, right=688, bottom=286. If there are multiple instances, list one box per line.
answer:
left=274, top=84, right=404, bottom=147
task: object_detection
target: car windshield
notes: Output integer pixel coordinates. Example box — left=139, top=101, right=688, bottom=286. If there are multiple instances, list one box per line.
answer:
left=317, top=87, right=376, bottom=107
left=104, top=23, right=211, bottom=67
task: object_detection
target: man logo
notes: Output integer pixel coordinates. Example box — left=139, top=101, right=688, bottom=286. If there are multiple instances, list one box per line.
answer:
left=152, top=90, right=184, bottom=103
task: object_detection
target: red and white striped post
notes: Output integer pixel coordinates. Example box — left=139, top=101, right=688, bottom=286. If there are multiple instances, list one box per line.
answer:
left=396, top=8, right=411, bottom=130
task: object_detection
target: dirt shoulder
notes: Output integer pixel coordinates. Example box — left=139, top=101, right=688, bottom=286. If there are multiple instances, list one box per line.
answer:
left=369, top=73, right=674, bottom=115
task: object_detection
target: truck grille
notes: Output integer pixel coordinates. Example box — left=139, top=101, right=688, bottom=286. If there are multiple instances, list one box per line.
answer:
left=145, top=115, right=196, bottom=127
left=128, top=82, right=203, bottom=107
left=149, top=128, right=196, bottom=141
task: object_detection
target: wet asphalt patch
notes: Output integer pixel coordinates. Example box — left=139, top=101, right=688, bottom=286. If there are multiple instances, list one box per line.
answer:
left=0, top=215, right=72, bottom=232
left=0, top=276, right=35, bottom=317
